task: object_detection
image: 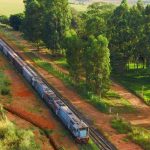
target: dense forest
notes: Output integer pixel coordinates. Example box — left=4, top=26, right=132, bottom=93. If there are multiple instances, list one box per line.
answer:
left=0, top=0, right=150, bottom=98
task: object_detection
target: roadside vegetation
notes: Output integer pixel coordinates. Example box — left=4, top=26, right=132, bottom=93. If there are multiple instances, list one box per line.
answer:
left=0, top=106, right=40, bottom=150
left=79, top=139, right=99, bottom=150
left=111, top=117, right=150, bottom=150
left=0, top=68, right=11, bottom=96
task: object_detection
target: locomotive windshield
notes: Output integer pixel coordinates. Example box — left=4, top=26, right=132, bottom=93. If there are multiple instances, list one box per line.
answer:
left=79, top=128, right=88, bottom=138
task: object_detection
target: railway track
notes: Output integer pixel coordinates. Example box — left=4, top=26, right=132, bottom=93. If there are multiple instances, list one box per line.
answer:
left=1, top=38, right=117, bottom=150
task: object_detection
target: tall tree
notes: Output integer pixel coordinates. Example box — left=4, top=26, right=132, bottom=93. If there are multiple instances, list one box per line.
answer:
left=144, top=5, right=150, bottom=67
left=23, top=0, right=42, bottom=49
left=108, top=0, right=131, bottom=72
left=85, top=35, right=110, bottom=97
left=42, top=0, right=72, bottom=54
left=64, top=29, right=83, bottom=83
left=128, top=0, right=145, bottom=69
left=82, top=2, right=115, bottom=37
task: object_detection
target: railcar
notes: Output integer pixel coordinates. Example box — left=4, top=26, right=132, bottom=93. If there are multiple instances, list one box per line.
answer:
left=0, top=39, right=89, bottom=143
left=13, top=57, right=26, bottom=73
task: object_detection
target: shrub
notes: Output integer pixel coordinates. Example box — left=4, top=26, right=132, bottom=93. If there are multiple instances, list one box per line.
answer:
left=129, top=127, right=150, bottom=150
left=1, top=87, right=10, bottom=95
left=0, top=107, right=41, bottom=150
left=0, top=15, right=9, bottom=25
left=9, top=13, right=24, bottom=31
left=111, top=118, right=131, bottom=134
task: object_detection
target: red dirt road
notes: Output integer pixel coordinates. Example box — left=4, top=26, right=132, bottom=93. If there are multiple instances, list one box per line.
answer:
left=112, top=83, right=150, bottom=128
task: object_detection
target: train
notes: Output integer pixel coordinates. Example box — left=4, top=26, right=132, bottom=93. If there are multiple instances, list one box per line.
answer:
left=0, top=39, right=89, bottom=143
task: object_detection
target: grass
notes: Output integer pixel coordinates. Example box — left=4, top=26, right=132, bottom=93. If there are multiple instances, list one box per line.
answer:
left=54, top=57, right=69, bottom=69
left=113, top=67, right=150, bottom=105
left=0, top=70, right=11, bottom=96
left=111, top=117, right=150, bottom=150
left=0, top=0, right=24, bottom=16
left=0, top=105, right=41, bottom=150
left=79, top=139, right=99, bottom=150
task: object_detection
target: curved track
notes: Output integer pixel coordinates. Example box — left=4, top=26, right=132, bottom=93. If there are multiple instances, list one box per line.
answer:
left=0, top=38, right=117, bottom=150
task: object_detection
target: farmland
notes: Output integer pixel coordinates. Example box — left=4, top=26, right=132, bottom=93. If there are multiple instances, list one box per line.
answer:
left=0, top=0, right=24, bottom=16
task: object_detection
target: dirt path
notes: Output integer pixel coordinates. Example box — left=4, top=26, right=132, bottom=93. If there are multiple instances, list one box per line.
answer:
left=0, top=53, right=78, bottom=150
left=112, top=83, right=150, bottom=128
left=1, top=40, right=142, bottom=150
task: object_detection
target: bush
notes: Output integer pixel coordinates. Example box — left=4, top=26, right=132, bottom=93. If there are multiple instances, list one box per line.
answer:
left=129, top=127, right=150, bottom=150
left=1, top=87, right=10, bottom=95
left=0, top=107, right=41, bottom=150
left=0, top=15, right=9, bottom=25
left=111, top=118, right=131, bottom=134
left=9, top=13, right=24, bottom=31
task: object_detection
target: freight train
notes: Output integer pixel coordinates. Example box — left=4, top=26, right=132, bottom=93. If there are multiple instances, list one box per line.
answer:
left=0, top=39, right=89, bottom=143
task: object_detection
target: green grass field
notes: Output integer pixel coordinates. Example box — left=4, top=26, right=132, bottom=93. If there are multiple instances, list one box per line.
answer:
left=113, top=67, right=150, bottom=105
left=0, top=0, right=24, bottom=16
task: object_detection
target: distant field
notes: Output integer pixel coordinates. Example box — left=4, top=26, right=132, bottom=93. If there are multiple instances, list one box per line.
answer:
left=70, top=4, right=87, bottom=11
left=0, top=0, right=87, bottom=17
left=0, top=0, right=24, bottom=16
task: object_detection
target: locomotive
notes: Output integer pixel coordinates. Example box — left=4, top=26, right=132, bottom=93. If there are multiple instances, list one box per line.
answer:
left=0, top=39, right=89, bottom=143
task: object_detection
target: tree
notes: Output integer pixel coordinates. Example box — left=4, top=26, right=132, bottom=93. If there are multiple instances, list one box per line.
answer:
left=64, top=29, right=83, bottom=83
left=108, top=0, right=131, bottom=72
left=85, top=35, right=110, bottom=97
left=42, top=0, right=72, bottom=54
left=128, top=0, right=145, bottom=69
left=143, top=5, right=150, bottom=67
left=82, top=2, right=115, bottom=37
left=9, top=13, right=24, bottom=31
left=23, top=0, right=43, bottom=49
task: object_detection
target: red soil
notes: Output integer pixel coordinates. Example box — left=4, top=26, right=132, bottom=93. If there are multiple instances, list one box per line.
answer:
left=0, top=52, right=78, bottom=150
left=5, top=105, right=54, bottom=130
left=112, top=82, right=150, bottom=128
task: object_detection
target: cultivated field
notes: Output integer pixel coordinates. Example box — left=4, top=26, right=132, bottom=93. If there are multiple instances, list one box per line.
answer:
left=0, top=0, right=24, bottom=16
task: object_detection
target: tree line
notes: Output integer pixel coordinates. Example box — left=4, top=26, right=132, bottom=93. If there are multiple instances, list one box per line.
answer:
left=0, top=0, right=150, bottom=97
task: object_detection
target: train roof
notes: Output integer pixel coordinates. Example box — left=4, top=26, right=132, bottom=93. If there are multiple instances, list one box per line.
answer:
left=60, top=105, right=88, bottom=129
